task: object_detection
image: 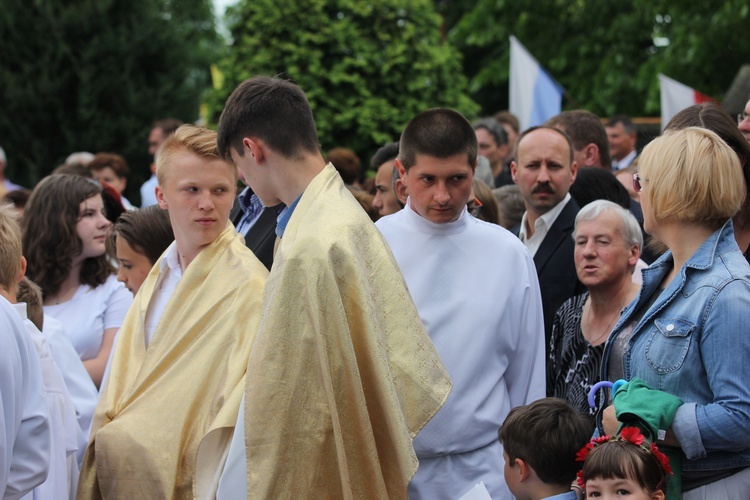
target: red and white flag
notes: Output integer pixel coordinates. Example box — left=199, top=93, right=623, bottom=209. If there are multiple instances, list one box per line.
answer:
left=659, top=74, right=714, bottom=130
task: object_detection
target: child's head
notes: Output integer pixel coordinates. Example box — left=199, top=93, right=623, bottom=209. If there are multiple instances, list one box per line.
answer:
left=16, top=277, right=44, bottom=331
left=23, top=174, right=114, bottom=298
left=498, top=398, right=593, bottom=499
left=113, top=205, right=175, bottom=294
left=0, top=202, right=23, bottom=294
left=578, top=428, right=670, bottom=500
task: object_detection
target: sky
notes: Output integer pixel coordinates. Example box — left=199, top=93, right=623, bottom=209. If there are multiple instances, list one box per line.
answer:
left=213, top=0, right=237, bottom=19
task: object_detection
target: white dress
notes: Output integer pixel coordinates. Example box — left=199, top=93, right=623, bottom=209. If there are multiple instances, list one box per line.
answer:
left=376, top=201, right=547, bottom=500
left=43, top=274, right=132, bottom=362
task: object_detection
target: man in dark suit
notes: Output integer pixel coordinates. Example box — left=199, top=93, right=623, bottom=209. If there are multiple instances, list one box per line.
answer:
left=230, top=180, right=283, bottom=270
left=511, top=126, right=585, bottom=348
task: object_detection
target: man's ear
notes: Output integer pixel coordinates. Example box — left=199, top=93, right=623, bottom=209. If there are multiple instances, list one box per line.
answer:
left=155, top=185, right=168, bottom=210
left=583, top=143, right=599, bottom=167
left=510, top=161, right=518, bottom=183
left=394, top=158, right=407, bottom=180
left=242, top=137, right=265, bottom=164
left=395, top=178, right=408, bottom=205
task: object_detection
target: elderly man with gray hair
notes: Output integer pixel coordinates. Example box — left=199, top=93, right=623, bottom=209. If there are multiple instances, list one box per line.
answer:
left=546, top=199, right=643, bottom=416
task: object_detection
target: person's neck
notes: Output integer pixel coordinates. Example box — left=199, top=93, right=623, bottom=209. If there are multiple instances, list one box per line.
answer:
left=274, top=153, right=327, bottom=207
left=523, top=206, right=550, bottom=238
left=531, top=481, right=574, bottom=500
left=0, top=286, right=14, bottom=303
left=654, top=221, right=716, bottom=287
left=175, top=242, right=205, bottom=272
left=588, top=277, right=638, bottom=315
left=46, top=262, right=83, bottom=305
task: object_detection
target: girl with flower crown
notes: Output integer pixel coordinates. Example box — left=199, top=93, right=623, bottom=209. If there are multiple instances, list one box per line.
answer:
left=577, top=427, right=671, bottom=500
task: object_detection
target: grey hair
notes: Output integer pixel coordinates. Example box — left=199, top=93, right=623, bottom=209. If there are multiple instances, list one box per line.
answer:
left=574, top=200, right=643, bottom=250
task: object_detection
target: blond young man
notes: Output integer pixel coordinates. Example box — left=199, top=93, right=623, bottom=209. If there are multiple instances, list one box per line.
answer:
left=78, top=126, right=268, bottom=499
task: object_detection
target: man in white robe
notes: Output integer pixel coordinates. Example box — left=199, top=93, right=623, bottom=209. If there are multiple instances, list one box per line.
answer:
left=376, top=108, right=546, bottom=500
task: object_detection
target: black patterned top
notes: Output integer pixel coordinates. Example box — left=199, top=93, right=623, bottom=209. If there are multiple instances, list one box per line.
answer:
left=546, top=292, right=604, bottom=416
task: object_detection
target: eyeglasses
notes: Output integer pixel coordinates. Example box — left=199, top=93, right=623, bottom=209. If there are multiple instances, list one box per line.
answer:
left=467, top=197, right=483, bottom=217
left=738, top=112, right=749, bottom=125
left=633, top=173, right=643, bottom=193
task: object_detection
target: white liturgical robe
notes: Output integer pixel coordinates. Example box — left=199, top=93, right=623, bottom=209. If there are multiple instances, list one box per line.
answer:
left=377, top=201, right=546, bottom=500
left=0, top=297, right=50, bottom=499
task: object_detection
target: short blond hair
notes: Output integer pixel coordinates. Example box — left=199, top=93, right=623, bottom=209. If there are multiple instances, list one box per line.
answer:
left=156, top=124, right=236, bottom=185
left=639, top=127, right=744, bottom=228
left=0, top=203, right=22, bottom=291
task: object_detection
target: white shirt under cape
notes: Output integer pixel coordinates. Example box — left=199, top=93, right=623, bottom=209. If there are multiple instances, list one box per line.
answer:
left=376, top=201, right=546, bottom=500
left=0, top=296, right=50, bottom=499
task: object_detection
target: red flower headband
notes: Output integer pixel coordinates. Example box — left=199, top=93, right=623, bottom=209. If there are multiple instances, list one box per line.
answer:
left=575, top=427, right=673, bottom=489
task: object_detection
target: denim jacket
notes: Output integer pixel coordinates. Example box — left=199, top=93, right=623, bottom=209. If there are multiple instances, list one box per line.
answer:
left=601, top=220, right=750, bottom=471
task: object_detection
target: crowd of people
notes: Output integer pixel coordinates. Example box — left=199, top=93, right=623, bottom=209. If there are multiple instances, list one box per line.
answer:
left=1, top=79, right=750, bottom=500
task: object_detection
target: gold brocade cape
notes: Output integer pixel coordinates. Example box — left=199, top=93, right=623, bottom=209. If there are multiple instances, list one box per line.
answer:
left=244, top=163, right=452, bottom=499
left=78, top=223, right=267, bottom=499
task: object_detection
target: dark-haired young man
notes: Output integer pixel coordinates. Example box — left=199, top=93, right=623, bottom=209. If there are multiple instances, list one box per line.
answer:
left=371, top=141, right=402, bottom=217
left=377, top=108, right=545, bottom=499
left=215, top=76, right=450, bottom=498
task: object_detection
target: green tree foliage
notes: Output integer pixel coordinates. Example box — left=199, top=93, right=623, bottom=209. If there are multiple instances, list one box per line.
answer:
left=209, top=0, right=479, bottom=165
left=449, top=0, right=750, bottom=117
left=0, top=0, right=218, bottom=193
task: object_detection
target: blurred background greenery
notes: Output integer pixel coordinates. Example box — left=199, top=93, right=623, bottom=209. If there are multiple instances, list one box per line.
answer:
left=1, top=0, right=747, bottom=201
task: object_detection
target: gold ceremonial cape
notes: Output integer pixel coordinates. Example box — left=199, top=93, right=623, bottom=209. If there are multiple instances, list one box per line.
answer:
left=78, top=224, right=267, bottom=499
left=244, top=163, right=452, bottom=498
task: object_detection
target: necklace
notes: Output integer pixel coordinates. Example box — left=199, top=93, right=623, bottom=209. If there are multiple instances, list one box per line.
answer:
left=583, top=295, right=628, bottom=346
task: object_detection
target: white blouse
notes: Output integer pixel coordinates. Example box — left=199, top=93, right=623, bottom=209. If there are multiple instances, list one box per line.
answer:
left=44, top=275, right=132, bottom=361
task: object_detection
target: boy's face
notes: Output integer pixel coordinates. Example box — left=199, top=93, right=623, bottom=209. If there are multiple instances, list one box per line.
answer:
left=155, top=151, right=236, bottom=255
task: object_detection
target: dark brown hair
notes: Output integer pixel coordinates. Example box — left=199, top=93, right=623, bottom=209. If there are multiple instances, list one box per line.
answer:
left=16, top=277, right=44, bottom=331
left=113, top=206, right=174, bottom=264
left=326, top=147, right=361, bottom=185
left=499, top=398, right=593, bottom=487
left=399, top=108, right=477, bottom=171
left=545, top=110, right=611, bottom=169
left=217, top=76, right=320, bottom=162
left=582, top=439, right=667, bottom=494
left=22, top=174, right=114, bottom=299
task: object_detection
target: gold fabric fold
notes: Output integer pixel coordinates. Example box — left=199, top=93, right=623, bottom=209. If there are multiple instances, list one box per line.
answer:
left=78, top=223, right=267, bottom=499
left=244, top=163, right=451, bottom=499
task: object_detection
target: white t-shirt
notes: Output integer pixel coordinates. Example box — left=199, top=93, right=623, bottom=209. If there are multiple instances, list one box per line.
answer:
left=44, top=275, right=132, bottom=361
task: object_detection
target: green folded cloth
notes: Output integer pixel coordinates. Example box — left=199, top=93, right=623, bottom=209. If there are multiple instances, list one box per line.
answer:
left=613, top=378, right=683, bottom=500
